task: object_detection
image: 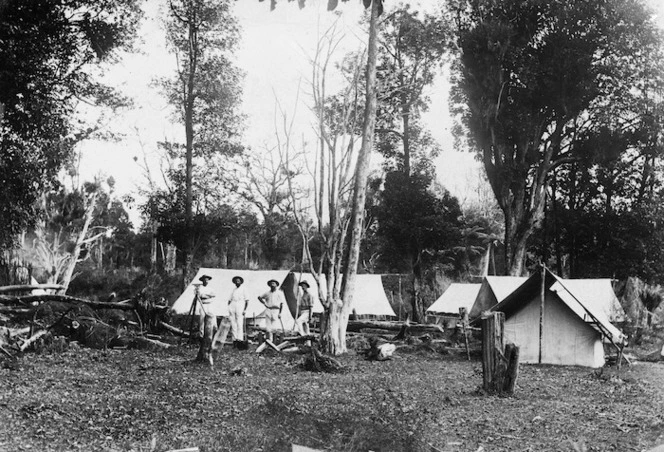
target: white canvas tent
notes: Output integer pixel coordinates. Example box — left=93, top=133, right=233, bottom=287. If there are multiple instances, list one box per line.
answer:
left=426, top=283, right=481, bottom=315
left=468, top=276, right=529, bottom=319
left=283, top=272, right=397, bottom=318
left=170, top=268, right=300, bottom=331
left=171, top=269, right=397, bottom=332
left=551, top=279, right=625, bottom=323
left=486, top=268, right=626, bottom=368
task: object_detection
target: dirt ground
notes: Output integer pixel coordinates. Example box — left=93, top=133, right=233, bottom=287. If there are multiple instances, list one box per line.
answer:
left=1, top=343, right=664, bottom=452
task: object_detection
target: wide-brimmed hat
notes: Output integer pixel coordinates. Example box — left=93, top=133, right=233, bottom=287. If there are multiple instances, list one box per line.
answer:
left=298, top=281, right=310, bottom=289
left=232, top=276, right=244, bottom=284
left=267, top=279, right=280, bottom=287
left=198, top=275, right=212, bottom=282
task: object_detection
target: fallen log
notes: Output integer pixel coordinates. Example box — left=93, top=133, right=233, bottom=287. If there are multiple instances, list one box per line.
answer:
left=281, top=334, right=317, bottom=343
left=0, top=294, right=136, bottom=310
left=158, top=320, right=193, bottom=338
left=0, top=284, right=65, bottom=294
left=347, top=320, right=444, bottom=336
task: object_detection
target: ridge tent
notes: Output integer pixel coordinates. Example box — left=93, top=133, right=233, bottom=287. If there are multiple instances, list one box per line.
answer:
left=427, top=284, right=482, bottom=315
left=552, top=278, right=625, bottom=323
left=468, top=276, right=529, bottom=319
left=282, top=272, right=397, bottom=319
left=426, top=283, right=481, bottom=327
left=170, top=268, right=299, bottom=331
left=482, top=268, right=626, bottom=368
left=171, top=269, right=397, bottom=332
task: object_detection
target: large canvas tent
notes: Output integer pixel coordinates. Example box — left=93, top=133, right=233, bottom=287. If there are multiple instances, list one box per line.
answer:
left=484, top=268, right=626, bottom=368
left=468, top=276, right=529, bottom=319
left=170, top=269, right=302, bottom=330
left=171, top=269, right=396, bottom=332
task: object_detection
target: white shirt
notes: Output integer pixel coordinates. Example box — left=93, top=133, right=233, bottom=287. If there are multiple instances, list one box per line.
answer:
left=229, top=285, right=249, bottom=304
left=198, top=285, right=216, bottom=304
left=260, top=289, right=285, bottom=309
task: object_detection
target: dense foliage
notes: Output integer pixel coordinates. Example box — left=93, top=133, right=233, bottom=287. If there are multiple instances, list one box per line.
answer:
left=0, top=0, right=141, bottom=250
left=451, top=0, right=664, bottom=275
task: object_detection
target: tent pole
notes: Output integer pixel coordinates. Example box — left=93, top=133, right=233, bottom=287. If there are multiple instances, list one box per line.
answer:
left=539, top=264, right=545, bottom=364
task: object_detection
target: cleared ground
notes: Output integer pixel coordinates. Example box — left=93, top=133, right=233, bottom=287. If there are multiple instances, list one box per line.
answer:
left=1, top=343, right=664, bottom=452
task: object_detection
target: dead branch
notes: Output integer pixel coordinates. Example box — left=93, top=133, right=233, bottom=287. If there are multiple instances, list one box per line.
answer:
left=18, top=330, right=49, bottom=352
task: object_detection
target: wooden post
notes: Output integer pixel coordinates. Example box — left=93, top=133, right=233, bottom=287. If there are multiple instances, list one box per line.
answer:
left=459, top=307, right=470, bottom=361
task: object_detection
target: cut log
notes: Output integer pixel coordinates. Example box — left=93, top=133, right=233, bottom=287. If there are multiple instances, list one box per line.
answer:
left=347, top=320, right=444, bottom=336
left=212, top=318, right=232, bottom=350
left=0, top=294, right=136, bottom=310
left=281, top=334, right=317, bottom=343
left=0, top=284, right=65, bottom=294
left=158, top=321, right=193, bottom=338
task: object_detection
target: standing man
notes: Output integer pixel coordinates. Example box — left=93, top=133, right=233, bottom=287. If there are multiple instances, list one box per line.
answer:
left=295, top=280, right=314, bottom=337
left=258, top=279, right=285, bottom=342
left=228, top=275, right=249, bottom=347
left=196, top=274, right=216, bottom=339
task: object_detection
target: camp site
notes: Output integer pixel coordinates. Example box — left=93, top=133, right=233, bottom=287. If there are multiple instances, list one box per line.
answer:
left=2, top=0, right=664, bottom=451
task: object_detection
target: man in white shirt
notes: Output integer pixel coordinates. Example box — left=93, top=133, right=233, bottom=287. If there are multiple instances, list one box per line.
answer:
left=258, top=279, right=285, bottom=342
left=196, top=274, right=216, bottom=338
left=228, top=275, right=249, bottom=345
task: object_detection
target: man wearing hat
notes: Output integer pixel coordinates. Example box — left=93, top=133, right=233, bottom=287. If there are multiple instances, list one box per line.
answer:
left=196, top=274, right=216, bottom=338
left=227, top=276, right=249, bottom=346
left=295, top=280, right=314, bottom=337
left=257, top=279, right=285, bottom=342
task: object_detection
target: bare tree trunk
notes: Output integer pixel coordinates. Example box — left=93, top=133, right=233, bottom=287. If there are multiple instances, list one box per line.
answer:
left=182, top=5, right=198, bottom=290
left=165, top=244, right=177, bottom=275
left=59, top=193, right=99, bottom=293
left=150, top=221, right=158, bottom=273
left=337, top=0, right=380, bottom=355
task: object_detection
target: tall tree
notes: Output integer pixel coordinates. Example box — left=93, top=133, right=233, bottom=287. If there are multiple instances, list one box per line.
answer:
left=374, top=171, right=463, bottom=321
left=266, top=0, right=384, bottom=355
left=163, top=0, right=244, bottom=287
left=0, top=0, right=141, bottom=250
left=375, top=5, right=449, bottom=175
left=451, top=0, right=664, bottom=275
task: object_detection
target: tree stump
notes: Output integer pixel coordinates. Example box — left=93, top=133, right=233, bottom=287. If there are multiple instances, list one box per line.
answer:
left=481, top=312, right=519, bottom=395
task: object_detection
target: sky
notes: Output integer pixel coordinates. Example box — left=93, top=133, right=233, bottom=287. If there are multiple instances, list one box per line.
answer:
left=77, top=0, right=664, bottom=225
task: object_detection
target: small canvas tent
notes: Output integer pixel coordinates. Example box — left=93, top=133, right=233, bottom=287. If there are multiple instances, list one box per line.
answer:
left=427, top=284, right=482, bottom=315
left=284, top=273, right=397, bottom=319
left=484, top=268, right=626, bottom=368
left=426, top=283, right=481, bottom=327
left=469, top=276, right=529, bottom=319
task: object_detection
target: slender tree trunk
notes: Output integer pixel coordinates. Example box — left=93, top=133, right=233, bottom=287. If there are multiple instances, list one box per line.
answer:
left=60, top=193, right=98, bottom=293
left=400, top=91, right=410, bottom=176
left=411, top=255, right=423, bottom=322
left=182, top=6, right=198, bottom=290
left=336, top=0, right=380, bottom=356
left=150, top=220, right=158, bottom=273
